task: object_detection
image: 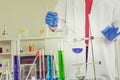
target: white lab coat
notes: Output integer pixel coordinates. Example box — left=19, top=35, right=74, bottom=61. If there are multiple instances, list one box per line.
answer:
left=54, top=0, right=120, bottom=80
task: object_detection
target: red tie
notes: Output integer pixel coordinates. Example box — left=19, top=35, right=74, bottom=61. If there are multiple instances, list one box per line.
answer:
left=85, top=0, right=93, bottom=45
left=85, top=0, right=93, bottom=71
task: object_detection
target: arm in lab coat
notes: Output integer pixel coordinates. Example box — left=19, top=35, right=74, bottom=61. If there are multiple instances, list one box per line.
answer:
left=46, top=0, right=67, bottom=32
left=112, top=1, right=120, bottom=27
left=111, top=2, right=120, bottom=40
left=101, top=2, right=120, bottom=41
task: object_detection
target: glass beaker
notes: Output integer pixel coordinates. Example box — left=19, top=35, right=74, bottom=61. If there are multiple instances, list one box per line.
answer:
left=19, top=28, right=29, bottom=39
left=73, top=63, right=86, bottom=80
left=29, top=44, right=34, bottom=52
left=40, top=28, right=45, bottom=37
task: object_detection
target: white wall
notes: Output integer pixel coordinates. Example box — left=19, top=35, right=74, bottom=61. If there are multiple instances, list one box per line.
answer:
left=0, top=0, right=60, bottom=39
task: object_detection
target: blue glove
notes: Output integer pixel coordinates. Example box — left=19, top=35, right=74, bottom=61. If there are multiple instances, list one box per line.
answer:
left=101, top=25, right=120, bottom=41
left=45, top=11, right=58, bottom=27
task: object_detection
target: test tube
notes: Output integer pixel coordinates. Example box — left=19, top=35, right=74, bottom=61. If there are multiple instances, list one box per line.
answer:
left=58, top=50, right=65, bottom=80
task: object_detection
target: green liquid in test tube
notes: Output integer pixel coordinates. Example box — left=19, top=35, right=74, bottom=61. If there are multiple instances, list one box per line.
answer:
left=58, top=50, right=65, bottom=80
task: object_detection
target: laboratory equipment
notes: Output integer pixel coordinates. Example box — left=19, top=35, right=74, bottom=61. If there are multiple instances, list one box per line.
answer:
left=2, top=25, right=8, bottom=39
left=25, top=49, right=40, bottom=80
left=58, top=50, right=65, bottom=80
left=19, top=28, right=29, bottom=39
left=52, top=51, right=59, bottom=80
left=73, top=36, right=94, bottom=42
left=45, top=49, right=59, bottom=80
left=46, top=55, right=53, bottom=80
left=29, top=44, right=34, bottom=52
left=42, top=49, right=46, bottom=79
left=39, top=49, right=42, bottom=80
left=0, top=60, right=13, bottom=80
left=72, top=47, right=84, bottom=80
left=40, top=28, right=45, bottom=37
left=0, top=68, right=13, bottom=80
left=21, top=64, right=36, bottom=80
left=14, top=55, right=20, bottom=80
left=0, top=48, right=2, bottom=53
left=72, top=61, right=101, bottom=80
left=72, top=36, right=97, bottom=80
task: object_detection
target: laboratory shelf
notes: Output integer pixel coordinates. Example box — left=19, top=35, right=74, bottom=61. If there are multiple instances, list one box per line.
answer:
left=0, top=39, right=14, bottom=45
left=0, top=53, right=11, bottom=56
left=16, top=36, right=64, bottom=80
left=19, top=36, right=64, bottom=40
left=0, top=39, right=16, bottom=77
left=19, top=37, right=45, bottom=41
left=0, top=35, right=64, bottom=79
left=0, top=39, right=13, bottom=41
left=19, top=52, right=36, bottom=56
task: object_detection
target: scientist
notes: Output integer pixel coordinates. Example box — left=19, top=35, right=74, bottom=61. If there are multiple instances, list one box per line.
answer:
left=45, top=0, right=120, bottom=80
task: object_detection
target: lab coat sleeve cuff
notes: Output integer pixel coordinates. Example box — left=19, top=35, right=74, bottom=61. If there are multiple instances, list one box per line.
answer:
left=103, top=38, right=117, bottom=44
left=55, top=19, right=66, bottom=32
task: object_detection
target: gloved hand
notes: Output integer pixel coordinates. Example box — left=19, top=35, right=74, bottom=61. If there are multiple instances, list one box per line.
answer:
left=101, top=25, right=120, bottom=41
left=45, top=11, right=58, bottom=27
